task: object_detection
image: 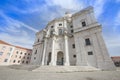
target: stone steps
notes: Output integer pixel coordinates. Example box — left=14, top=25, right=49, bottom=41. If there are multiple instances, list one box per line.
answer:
left=32, top=66, right=100, bottom=72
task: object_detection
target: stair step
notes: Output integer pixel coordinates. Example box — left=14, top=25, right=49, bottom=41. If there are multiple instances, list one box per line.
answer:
left=32, top=66, right=100, bottom=72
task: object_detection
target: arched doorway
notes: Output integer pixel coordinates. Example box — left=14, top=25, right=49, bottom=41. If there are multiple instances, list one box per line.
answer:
left=57, top=51, right=64, bottom=65
left=47, top=52, right=51, bottom=65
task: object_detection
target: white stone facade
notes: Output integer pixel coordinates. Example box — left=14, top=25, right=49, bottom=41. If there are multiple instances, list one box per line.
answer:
left=30, top=6, right=116, bottom=70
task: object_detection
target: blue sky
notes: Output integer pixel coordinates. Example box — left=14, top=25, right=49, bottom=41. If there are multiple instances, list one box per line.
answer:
left=0, top=0, right=120, bottom=56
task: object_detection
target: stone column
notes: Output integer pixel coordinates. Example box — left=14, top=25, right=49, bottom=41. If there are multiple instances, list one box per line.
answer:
left=50, top=36, right=56, bottom=66
left=41, top=38, right=47, bottom=66
left=64, top=19, right=70, bottom=66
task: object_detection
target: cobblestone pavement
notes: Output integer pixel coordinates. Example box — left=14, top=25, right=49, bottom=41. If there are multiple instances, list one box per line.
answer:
left=0, top=66, right=120, bottom=80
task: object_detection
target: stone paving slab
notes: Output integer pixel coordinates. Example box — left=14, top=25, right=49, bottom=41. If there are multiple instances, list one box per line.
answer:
left=0, top=66, right=120, bottom=80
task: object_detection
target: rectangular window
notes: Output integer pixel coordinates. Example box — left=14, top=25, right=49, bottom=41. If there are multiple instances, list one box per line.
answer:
left=20, top=52, right=22, bottom=54
left=26, top=61, right=28, bottom=64
left=88, top=51, right=93, bottom=55
left=50, top=31, right=53, bottom=35
left=2, top=46, right=6, bottom=50
left=16, top=51, right=19, bottom=54
left=0, top=52, right=3, bottom=56
left=51, top=26, right=54, bottom=28
left=70, top=25, right=73, bottom=28
left=72, top=44, right=75, bottom=48
left=18, top=60, right=20, bottom=63
left=27, top=57, right=29, bottom=59
left=22, top=61, right=24, bottom=63
left=82, top=21, right=86, bottom=27
left=59, top=23, right=62, bottom=26
left=4, top=59, right=8, bottom=62
left=37, top=39, right=39, bottom=42
left=73, top=55, right=76, bottom=58
left=35, top=50, right=37, bottom=54
left=7, top=53, right=11, bottom=56
left=10, top=48, right=13, bottom=51
left=24, top=53, right=27, bottom=55
left=19, top=56, right=21, bottom=58
left=85, top=38, right=91, bottom=46
left=13, top=60, right=16, bottom=63
left=59, top=29, right=63, bottom=35
left=23, top=56, right=25, bottom=59
left=71, top=30, right=74, bottom=33
left=15, top=55, right=17, bottom=58
left=34, top=57, right=36, bottom=60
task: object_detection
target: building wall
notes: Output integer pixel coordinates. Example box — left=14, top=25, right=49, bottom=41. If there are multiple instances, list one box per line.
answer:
left=72, top=7, right=115, bottom=70
left=0, top=40, right=32, bottom=65
left=10, top=48, right=32, bottom=65
left=0, top=44, right=14, bottom=65
left=111, top=57, right=120, bottom=67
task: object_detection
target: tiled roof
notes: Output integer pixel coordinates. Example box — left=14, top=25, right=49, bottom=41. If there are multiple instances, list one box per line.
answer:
left=0, top=40, right=32, bottom=50
left=0, top=40, right=12, bottom=46
left=111, top=56, right=120, bottom=59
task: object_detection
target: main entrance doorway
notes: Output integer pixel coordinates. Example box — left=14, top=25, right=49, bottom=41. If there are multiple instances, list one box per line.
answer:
left=57, top=51, right=64, bottom=65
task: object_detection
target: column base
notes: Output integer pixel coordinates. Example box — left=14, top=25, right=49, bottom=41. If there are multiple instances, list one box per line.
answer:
left=49, top=62, right=56, bottom=66
left=76, top=62, right=88, bottom=66
left=64, top=62, right=70, bottom=66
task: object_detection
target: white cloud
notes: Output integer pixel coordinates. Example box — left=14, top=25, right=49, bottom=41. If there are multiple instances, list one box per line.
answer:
left=88, top=0, right=107, bottom=18
left=115, top=11, right=120, bottom=26
left=9, top=0, right=107, bottom=20
left=0, top=32, right=34, bottom=48
left=0, top=11, right=38, bottom=32
left=45, top=0, right=84, bottom=10
left=0, top=11, right=37, bottom=48
left=104, top=36, right=120, bottom=56
left=116, top=0, right=120, bottom=2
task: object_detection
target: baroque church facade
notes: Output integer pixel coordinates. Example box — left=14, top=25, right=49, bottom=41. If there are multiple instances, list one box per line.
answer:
left=30, top=6, right=115, bottom=70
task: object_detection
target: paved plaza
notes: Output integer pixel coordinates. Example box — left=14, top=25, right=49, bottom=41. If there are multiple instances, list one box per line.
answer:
left=0, top=66, right=120, bottom=80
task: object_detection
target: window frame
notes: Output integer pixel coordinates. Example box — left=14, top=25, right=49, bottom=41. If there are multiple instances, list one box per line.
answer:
left=88, top=51, right=93, bottom=55
left=85, top=38, right=91, bottom=46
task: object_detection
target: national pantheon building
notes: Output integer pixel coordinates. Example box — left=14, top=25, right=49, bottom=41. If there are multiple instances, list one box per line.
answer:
left=30, top=6, right=115, bottom=70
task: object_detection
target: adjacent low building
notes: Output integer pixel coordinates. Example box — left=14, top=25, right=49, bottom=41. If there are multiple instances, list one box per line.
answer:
left=0, top=40, right=32, bottom=65
left=111, top=56, right=120, bottom=67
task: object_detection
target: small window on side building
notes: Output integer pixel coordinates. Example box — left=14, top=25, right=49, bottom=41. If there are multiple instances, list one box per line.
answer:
left=16, top=51, right=19, bottom=54
left=4, top=59, right=8, bottom=62
left=0, top=52, right=3, bottom=56
left=13, top=60, right=16, bottom=63
left=20, top=52, right=22, bottom=55
left=18, top=60, right=20, bottom=63
left=26, top=61, right=28, bottom=64
left=22, top=61, right=24, bottom=63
